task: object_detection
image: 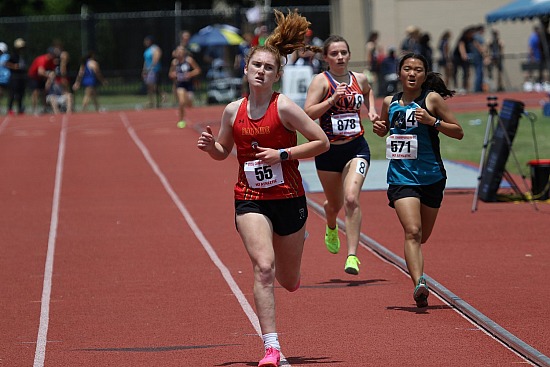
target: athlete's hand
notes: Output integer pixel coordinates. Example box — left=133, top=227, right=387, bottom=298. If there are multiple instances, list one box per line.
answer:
left=197, top=126, right=215, bottom=152
left=253, top=146, right=280, bottom=165
left=372, top=119, right=388, bottom=137
left=332, top=82, right=347, bottom=104
left=414, top=107, right=435, bottom=126
left=368, top=109, right=380, bottom=122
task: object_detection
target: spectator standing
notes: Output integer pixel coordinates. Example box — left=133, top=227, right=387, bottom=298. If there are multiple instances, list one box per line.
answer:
left=197, top=9, right=329, bottom=366
left=72, top=51, right=106, bottom=112
left=525, top=25, right=543, bottom=90
left=401, top=26, right=421, bottom=54
left=364, top=31, right=383, bottom=95
left=0, top=42, right=10, bottom=113
left=437, top=30, right=453, bottom=86
left=418, top=32, right=433, bottom=71
left=5, top=38, right=27, bottom=115
left=471, top=25, right=487, bottom=93
left=452, top=27, right=474, bottom=94
left=539, top=19, right=550, bottom=90
left=487, top=29, right=505, bottom=92
left=28, top=47, right=58, bottom=114
left=142, top=35, right=162, bottom=108
left=169, top=45, right=201, bottom=127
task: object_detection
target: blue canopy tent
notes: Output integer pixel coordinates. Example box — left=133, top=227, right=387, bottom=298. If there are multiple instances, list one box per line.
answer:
left=486, top=0, right=550, bottom=23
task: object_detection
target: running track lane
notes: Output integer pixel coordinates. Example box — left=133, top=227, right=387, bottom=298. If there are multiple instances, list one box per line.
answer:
left=0, top=109, right=546, bottom=366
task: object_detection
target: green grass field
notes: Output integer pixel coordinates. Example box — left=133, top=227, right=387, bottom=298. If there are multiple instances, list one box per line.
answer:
left=293, top=108, right=550, bottom=177
left=361, top=110, right=550, bottom=177
left=98, top=94, right=550, bottom=177
left=39, top=91, right=550, bottom=178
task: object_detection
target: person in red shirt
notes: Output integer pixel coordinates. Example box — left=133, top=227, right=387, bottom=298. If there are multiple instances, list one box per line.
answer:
left=197, top=9, right=328, bottom=367
left=28, top=47, right=58, bottom=114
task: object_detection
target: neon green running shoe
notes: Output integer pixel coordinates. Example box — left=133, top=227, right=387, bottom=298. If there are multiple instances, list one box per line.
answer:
left=344, top=255, right=360, bottom=275
left=325, top=224, right=340, bottom=254
left=176, top=120, right=187, bottom=128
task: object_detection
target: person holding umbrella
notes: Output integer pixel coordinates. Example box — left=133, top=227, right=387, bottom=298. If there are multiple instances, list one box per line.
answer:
left=197, top=9, right=328, bottom=367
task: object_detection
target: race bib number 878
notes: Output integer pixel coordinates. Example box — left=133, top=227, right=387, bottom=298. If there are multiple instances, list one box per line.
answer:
left=331, top=112, right=361, bottom=136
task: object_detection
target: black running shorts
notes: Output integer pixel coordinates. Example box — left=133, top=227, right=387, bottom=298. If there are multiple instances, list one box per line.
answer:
left=235, top=196, right=308, bottom=236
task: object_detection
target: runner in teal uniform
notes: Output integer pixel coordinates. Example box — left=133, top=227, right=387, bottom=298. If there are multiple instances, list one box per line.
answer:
left=373, top=53, right=464, bottom=308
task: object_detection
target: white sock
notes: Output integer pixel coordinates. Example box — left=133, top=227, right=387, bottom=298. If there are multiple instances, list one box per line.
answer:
left=262, top=333, right=280, bottom=351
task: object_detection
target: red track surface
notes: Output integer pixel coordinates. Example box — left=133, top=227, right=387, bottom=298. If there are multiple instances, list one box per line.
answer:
left=1, top=91, right=549, bottom=366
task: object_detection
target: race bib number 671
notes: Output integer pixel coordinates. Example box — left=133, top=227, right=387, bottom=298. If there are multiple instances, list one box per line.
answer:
left=386, top=134, right=418, bottom=159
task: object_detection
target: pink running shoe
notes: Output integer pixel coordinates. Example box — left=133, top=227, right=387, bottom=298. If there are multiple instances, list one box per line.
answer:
left=258, top=346, right=280, bottom=367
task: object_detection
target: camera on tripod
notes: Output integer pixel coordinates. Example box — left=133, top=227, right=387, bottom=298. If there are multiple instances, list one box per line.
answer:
left=487, top=95, right=498, bottom=109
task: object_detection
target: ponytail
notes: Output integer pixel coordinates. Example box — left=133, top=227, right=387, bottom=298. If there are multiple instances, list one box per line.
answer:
left=246, top=9, right=321, bottom=71
left=424, top=72, right=455, bottom=99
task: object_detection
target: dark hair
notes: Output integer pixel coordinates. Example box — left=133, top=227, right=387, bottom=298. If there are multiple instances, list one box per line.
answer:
left=81, top=51, right=95, bottom=64
left=399, top=53, right=455, bottom=99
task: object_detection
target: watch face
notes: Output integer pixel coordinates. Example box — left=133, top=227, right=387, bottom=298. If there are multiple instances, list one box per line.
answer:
left=280, top=150, right=289, bottom=160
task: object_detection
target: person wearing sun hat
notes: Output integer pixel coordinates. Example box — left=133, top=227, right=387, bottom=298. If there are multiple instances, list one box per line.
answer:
left=5, top=38, right=27, bottom=115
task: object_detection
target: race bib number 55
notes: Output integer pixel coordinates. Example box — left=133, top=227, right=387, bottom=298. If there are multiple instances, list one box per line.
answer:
left=244, top=160, right=284, bottom=188
left=386, top=134, right=418, bottom=159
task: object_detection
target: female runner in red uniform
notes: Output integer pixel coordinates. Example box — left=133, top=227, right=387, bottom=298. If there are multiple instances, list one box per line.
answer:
left=197, top=9, right=329, bottom=367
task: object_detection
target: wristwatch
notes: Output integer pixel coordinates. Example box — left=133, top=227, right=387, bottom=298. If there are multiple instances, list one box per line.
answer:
left=279, top=149, right=289, bottom=161
left=433, top=118, right=441, bottom=128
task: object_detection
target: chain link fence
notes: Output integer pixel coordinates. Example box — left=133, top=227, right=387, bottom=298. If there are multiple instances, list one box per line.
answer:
left=0, top=5, right=330, bottom=106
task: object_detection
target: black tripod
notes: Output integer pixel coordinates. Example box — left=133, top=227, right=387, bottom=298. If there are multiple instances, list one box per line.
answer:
left=472, top=96, right=537, bottom=212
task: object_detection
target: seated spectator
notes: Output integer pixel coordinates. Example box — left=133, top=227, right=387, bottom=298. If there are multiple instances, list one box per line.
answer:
left=45, top=71, right=72, bottom=114
left=206, top=58, right=229, bottom=79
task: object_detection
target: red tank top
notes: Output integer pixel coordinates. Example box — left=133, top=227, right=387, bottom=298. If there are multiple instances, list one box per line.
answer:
left=233, top=92, right=304, bottom=200
left=319, top=71, right=365, bottom=142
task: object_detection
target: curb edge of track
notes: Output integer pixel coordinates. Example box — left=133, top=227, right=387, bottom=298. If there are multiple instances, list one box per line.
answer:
left=306, top=197, right=550, bottom=367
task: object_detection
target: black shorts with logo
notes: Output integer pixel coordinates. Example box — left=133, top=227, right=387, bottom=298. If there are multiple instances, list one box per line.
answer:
left=235, top=196, right=308, bottom=236
left=387, top=179, right=446, bottom=209
left=315, top=136, right=371, bottom=172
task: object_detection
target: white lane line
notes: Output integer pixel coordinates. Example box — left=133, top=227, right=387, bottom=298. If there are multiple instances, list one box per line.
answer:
left=119, top=113, right=291, bottom=365
left=0, top=118, right=9, bottom=134
left=34, top=115, right=69, bottom=367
